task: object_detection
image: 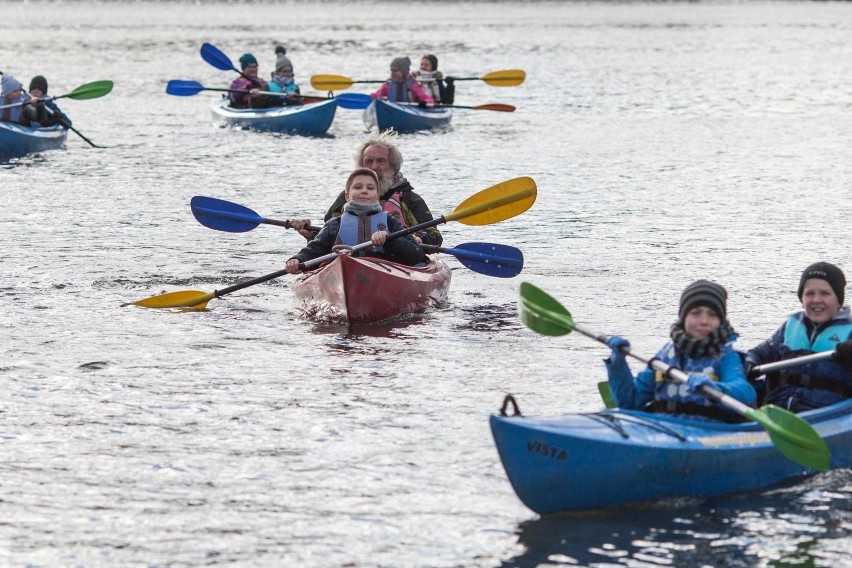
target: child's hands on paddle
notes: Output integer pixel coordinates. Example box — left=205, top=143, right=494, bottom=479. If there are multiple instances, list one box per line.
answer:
left=687, top=373, right=714, bottom=393
left=605, top=336, right=630, bottom=366
left=834, top=339, right=852, bottom=371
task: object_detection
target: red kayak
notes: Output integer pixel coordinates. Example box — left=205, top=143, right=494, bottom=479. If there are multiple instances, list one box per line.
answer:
left=291, top=254, right=452, bottom=324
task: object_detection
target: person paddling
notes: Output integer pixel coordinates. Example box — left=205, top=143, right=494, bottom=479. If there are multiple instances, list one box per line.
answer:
left=284, top=168, right=425, bottom=274
left=26, top=75, right=72, bottom=128
left=746, top=262, right=852, bottom=411
left=371, top=56, right=435, bottom=107
left=604, top=280, right=756, bottom=422
left=228, top=53, right=269, bottom=109
left=288, top=129, right=443, bottom=246
left=1, top=74, right=35, bottom=125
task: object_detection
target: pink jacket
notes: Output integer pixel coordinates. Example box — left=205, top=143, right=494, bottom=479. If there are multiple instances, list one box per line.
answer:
left=371, top=75, right=435, bottom=106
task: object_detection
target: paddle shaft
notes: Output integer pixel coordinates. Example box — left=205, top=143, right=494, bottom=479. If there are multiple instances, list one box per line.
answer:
left=299, top=188, right=533, bottom=271
left=752, top=350, right=834, bottom=375
left=194, top=86, right=321, bottom=100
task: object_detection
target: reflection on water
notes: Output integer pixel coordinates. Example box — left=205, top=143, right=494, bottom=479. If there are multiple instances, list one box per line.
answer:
left=502, top=471, right=852, bottom=567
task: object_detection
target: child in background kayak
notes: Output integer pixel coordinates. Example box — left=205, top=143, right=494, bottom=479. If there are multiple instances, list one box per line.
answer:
left=228, top=53, right=269, bottom=109
left=605, top=280, right=756, bottom=422
left=27, top=75, right=72, bottom=128
left=371, top=56, right=435, bottom=107
left=284, top=168, right=425, bottom=274
left=745, top=262, right=852, bottom=412
left=267, top=46, right=301, bottom=106
left=412, top=54, right=455, bottom=105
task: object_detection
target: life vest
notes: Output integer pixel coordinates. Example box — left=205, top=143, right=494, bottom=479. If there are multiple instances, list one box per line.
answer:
left=387, top=79, right=414, bottom=103
left=1, top=95, right=25, bottom=124
left=336, top=211, right=388, bottom=255
left=382, top=191, right=406, bottom=227
left=417, top=72, right=441, bottom=102
left=645, top=340, right=744, bottom=422
left=767, top=313, right=852, bottom=398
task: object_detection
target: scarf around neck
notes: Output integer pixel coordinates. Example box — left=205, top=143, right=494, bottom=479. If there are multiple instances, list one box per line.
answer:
left=669, top=320, right=735, bottom=360
left=343, top=201, right=382, bottom=217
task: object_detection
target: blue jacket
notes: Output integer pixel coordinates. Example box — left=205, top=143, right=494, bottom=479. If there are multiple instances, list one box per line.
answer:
left=745, top=308, right=852, bottom=411
left=606, top=336, right=755, bottom=422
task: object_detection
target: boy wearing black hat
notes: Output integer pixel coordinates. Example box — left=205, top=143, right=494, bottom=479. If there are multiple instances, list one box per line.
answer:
left=27, top=75, right=72, bottom=128
left=603, top=280, right=756, bottom=422
left=746, top=262, right=852, bottom=412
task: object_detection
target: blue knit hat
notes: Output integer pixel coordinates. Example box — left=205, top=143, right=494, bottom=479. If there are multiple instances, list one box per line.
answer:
left=239, top=53, right=258, bottom=70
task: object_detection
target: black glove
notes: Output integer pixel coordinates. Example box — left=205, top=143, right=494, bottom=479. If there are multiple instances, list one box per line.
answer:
left=445, top=77, right=455, bottom=86
left=834, top=339, right=852, bottom=370
left=418, top=101, right=426, bottom=108
left=746, top=363, right=762, bottom=381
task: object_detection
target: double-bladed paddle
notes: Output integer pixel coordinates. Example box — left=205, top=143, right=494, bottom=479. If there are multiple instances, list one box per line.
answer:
left=165, top=79, right=331, bottom=105
left=517, top=281, right=832, bottom=472
left=311, top=69, right=525, bottom=91
left=334, top=93, right=514, bottom=112
left=190, top=195, right=322, bottom=233
left=124, top=176, right=536, bottom=309
left=0, top=80, right=114, bottom=110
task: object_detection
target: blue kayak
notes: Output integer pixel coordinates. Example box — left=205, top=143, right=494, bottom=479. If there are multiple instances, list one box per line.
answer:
left=490, top=396, right=852, bottom=515
left=210, top=98, right=337, bottom=135
left=364, top=99, right=452, bottom=133
left=0, top=122, right=67, bottom=159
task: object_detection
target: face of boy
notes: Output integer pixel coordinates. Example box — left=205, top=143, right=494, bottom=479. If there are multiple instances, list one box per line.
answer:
left=345, top=175, right=379, bottom=205
left=801, top=279, right=841, bottom=324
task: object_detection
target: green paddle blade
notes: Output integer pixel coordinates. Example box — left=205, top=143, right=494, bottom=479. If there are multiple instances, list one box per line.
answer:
left=124, top=290, right=213, bottom=309
left=745, top=405, right=831, bottom=471
left=518, top=282, right=575, bottom=336
left=65, top=80, right=114, bottom=100
left=598, top=381, right=616, bottom=409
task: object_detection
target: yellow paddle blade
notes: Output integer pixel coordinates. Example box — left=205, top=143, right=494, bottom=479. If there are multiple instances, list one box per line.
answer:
left=481, top=69, right=526, bottom=87
left=448, top=177, right=537, bottom=226
left=124, top=290, right=214, bottom=309
left=310, top=74, right=354, bottom=91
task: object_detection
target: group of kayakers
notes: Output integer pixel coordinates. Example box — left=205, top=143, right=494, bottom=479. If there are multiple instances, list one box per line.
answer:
left=226, top=47, right=455, bottom=110
left=604, top=263, right=852, bottom=422
left=284, top=128, right=441, bottom=271
left=0, top=73, right=72, bottom=128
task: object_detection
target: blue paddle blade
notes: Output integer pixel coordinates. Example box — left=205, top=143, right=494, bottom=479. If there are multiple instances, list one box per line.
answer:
left=336, top=93, right=373, bottom=110
left=191, top=196, right=265, bottom=233
left=446, top=242, right=524, bottom=278
left=200, top=42, right=236, bottom=72
left=166, top=80, right=204, bottom=96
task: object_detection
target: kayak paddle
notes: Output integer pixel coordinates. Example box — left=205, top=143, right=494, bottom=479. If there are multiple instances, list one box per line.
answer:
left=311, top=69, right=525, bottom=91
left=0, top=80, right=114, bottom=110
left=421, top=242, right=523, bottom=278
left=124, top=176, right=536, bottom=309
left=332, top=93, right=514, bottom=112
left=165, top=80, right=330, bottom=104
left=517, top=281, right=832, bottom=472
left=190, top=196, right=322, bottom=233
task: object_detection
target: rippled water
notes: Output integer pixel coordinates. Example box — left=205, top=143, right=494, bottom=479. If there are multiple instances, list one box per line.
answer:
left=1, top=1, right=850, bottom=566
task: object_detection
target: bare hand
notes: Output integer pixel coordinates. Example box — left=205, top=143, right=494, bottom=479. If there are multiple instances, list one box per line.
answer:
left=413, top=235, right=423, bottom=244
left=371, top=231, right=387, bottom=246
left=285, top=259, right=302, bottom=274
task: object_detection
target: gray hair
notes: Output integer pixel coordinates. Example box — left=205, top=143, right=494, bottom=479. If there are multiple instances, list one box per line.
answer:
left=353, top=128, right=403, bottom=175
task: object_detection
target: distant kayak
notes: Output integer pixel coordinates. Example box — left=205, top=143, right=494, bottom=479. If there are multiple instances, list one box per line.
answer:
left=210, top=97, right=337, bottom=135
left=490, top=396, right=852, bottom=515
left=364, top=99, right=452, bottom=133
left=292, top=254, right=451, bottom=324
left=0, top=122, right=67, bottom=159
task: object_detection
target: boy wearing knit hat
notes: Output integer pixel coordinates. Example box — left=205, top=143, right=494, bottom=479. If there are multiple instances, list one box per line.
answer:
left=370, top=55, right=435, bottom=107
left=746, top=262, right=852, bottom=412
left=26, top=75, right=72, bottom=128
left=603, top=280, right=755, bottom=422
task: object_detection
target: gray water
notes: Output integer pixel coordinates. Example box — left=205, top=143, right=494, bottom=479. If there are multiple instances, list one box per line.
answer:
left=1, top=1, right=850, bottom=566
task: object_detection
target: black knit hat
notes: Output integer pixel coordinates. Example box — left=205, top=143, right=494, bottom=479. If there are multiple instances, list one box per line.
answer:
left=798, top=262, right=846, bottom=305
left=679, top=280, right=727, bottom=323
left=29, top=75, right=48, bottom=94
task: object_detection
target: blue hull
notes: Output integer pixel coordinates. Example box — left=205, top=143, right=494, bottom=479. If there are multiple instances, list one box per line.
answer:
left=211, top=98, right=337, bottom=135
left=490, top=398, right=852, bottom=515
left=0, top=122, right=67, bottom=159
left=364, top=99, right=452, bottom=133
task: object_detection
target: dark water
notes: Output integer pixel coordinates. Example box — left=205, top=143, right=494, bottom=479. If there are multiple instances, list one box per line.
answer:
left=1, top=1, right=850, bottom=566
